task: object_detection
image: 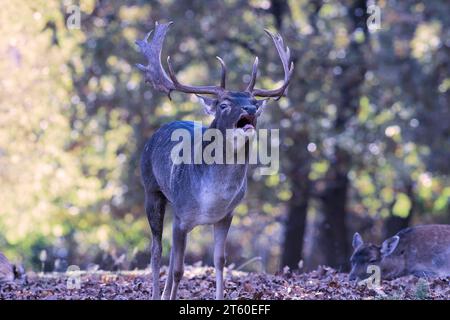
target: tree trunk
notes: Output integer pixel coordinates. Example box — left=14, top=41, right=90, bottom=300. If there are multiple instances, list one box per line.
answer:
left=315, top=0, right=368, bottom=271
left=281, top=171, right=310, bottom=270
left=318, top=148, right=351, bottom=271
left=268, top=0, right=312, bottom=271
left=280, top=123, right=311, bottom=270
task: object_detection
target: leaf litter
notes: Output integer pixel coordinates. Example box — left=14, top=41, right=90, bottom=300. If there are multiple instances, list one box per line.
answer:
left=1, top=265, right=449, bottom=300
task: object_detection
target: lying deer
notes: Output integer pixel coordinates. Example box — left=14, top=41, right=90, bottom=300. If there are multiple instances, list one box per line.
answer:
left=135, top=22, right=293, bottom=299
left=349, top=224, right=450, bottom=280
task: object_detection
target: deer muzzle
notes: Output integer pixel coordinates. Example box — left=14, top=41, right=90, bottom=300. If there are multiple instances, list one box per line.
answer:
left=236, top=114, right=256, bottom=132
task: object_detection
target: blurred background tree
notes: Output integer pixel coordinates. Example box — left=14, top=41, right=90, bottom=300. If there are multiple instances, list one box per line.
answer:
left=0, top=0, right=449, bottom=273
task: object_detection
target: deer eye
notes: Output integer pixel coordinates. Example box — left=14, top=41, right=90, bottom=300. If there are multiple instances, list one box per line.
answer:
left=219, top=103, right=228, bottom=110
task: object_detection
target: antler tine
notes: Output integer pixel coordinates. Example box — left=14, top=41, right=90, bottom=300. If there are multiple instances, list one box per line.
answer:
left=166, top=55, right=181, bottom=86
left=135, top=21, right=224, bottom=97
left=144, top=30, right=153, bottom=42
left=165, top=55, right=224, bottom=95
left=216, top=56, right=227, bottom=89
left=135, top=22, right=175, bottom=95
left=252, top=29, right=294, bottom=98
left=245, top=56, right=259, bottom=93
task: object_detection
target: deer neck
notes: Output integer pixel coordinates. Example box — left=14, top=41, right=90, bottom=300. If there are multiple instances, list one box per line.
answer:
left=204, top=120, right=251, bottom=166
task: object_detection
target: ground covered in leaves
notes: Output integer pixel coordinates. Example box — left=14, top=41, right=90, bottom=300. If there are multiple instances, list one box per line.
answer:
left=1, top=265, right=449, bottom=300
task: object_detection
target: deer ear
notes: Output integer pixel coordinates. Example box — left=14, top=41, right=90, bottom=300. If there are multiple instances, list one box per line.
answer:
left=255, top=99, right=268, bottom=116
left=381, top=235, right=400, bottom=257
left=352, top=232, right=364, bottom=249
left=197, top=95, right=217, bottom=115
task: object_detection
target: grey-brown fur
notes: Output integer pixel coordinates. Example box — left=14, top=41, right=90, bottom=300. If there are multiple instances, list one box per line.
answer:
left=349, top=224, right=450, bottom=280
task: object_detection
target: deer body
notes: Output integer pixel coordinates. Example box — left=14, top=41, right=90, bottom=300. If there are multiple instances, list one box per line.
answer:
left=136, top=22, right=293, bottom=299
left=141, top=121, right=248, bottom=231
left=141, top=120, right=247, bottom=300
left=350, top=224, right=450, bottom=280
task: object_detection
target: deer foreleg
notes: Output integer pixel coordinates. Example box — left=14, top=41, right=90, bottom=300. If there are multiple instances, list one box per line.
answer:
left=213, top=214, right=233, bottom=300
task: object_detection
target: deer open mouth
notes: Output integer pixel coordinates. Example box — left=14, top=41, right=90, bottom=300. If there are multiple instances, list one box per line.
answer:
left=236, top=114, right=256, bottom=131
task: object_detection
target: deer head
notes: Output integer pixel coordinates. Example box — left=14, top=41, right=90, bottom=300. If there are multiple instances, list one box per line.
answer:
left=135, top=21, right=294, bottom=134
left=349, top=232, right=402, bottom=281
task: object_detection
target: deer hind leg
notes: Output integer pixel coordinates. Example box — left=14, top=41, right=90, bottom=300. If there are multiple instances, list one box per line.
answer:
left=146, top=191, right=167, bottom=300
left=169, top=220, right=187, bottom=300
left=214, top=214, right=233, bottom=300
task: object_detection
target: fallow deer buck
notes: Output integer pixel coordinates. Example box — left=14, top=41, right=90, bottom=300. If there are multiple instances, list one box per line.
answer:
left=136, top=21, right=293, bottom=300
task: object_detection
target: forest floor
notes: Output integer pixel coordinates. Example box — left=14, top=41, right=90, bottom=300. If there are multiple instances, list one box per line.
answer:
left=1, top=265, right=449, bottom=300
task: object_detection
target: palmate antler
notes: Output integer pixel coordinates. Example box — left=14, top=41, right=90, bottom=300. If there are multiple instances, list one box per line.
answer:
left=135, top=21, right=293, bottom=99
left=135, top=22, right=226, bottom=99
left=247, top=30, right=295, bottom=98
